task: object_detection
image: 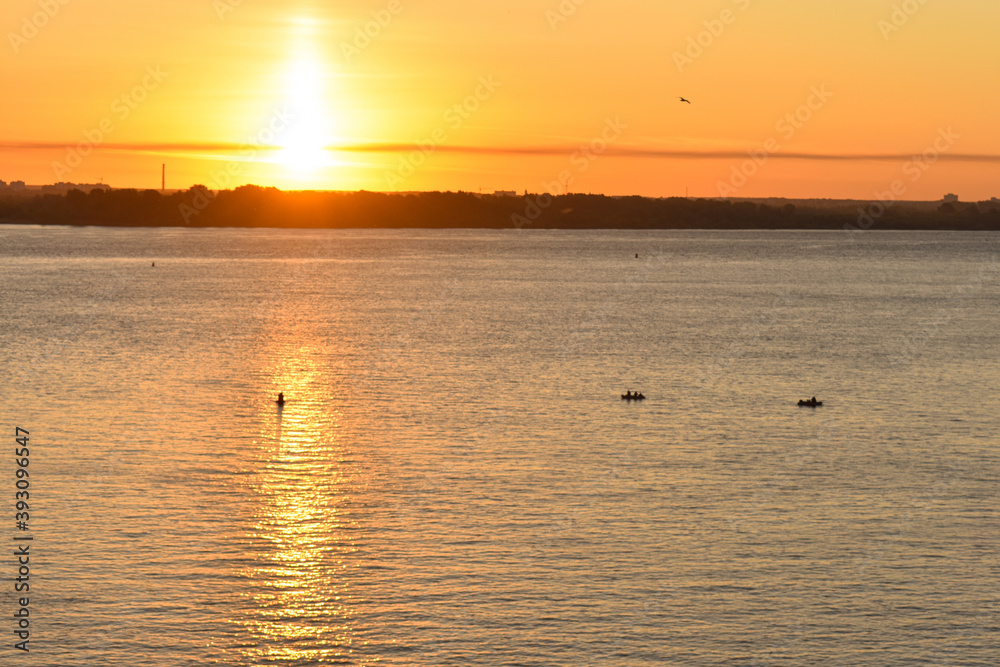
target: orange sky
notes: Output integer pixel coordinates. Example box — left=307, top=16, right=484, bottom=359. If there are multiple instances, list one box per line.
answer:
left=2, top=0, right=998, bottom=199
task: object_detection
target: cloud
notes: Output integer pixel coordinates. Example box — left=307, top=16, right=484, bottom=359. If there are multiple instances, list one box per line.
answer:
left=3, top=140, right=1000, bottom=163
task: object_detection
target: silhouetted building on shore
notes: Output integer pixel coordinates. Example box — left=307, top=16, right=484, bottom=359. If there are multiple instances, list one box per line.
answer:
left=0, top=180, right=27, bottom=193
left=41, top=182, right=111, bottom=195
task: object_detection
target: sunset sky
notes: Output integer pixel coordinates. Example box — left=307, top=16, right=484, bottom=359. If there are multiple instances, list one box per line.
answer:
left=2, top=0, right=998, bottom=199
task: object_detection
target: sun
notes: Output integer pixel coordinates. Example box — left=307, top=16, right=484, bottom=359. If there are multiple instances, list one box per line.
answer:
left=276, top=51, right=335, bottom=174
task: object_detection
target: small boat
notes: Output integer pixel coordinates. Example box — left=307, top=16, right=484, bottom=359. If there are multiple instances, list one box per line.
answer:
left=621, top=393, right=646, bottom=401
left=276, top=392, right=285, bottom=407
left=798, top=398, right=822, bottom=407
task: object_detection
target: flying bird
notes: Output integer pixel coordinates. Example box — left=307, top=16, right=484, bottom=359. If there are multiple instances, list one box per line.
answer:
left=679, top=97, right=691, bottom=104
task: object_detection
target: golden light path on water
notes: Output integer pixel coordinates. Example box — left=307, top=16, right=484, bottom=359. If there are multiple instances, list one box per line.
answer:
left=232, top=336, right=368, bottom=665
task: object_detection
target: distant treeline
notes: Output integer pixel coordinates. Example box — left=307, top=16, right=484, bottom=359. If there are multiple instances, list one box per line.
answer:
left=2, top=185, right=999, bottom=230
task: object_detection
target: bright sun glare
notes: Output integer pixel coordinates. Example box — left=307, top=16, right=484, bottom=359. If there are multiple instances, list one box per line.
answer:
left=277, top=51, right=334, bottom=175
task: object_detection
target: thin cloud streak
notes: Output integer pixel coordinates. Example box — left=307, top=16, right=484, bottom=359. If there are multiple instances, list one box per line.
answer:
left=3, top=140, right=1000, bottom=163
left=344, top=144, right=1000, bottom=163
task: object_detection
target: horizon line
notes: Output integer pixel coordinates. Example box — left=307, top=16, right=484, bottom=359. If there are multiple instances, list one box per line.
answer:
left=4, top=184, right=988, bottom=203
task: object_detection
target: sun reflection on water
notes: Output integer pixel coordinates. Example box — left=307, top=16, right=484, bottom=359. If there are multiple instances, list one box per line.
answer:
left=232, top=349, right=370, bottom=664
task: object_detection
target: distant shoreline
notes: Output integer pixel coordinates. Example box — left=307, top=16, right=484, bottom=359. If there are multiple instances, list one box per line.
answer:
left=2, top=185, right=998, bottom=231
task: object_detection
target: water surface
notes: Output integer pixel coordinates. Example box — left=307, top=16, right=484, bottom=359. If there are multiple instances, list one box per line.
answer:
left=2, top=226, right=998, bottom=665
